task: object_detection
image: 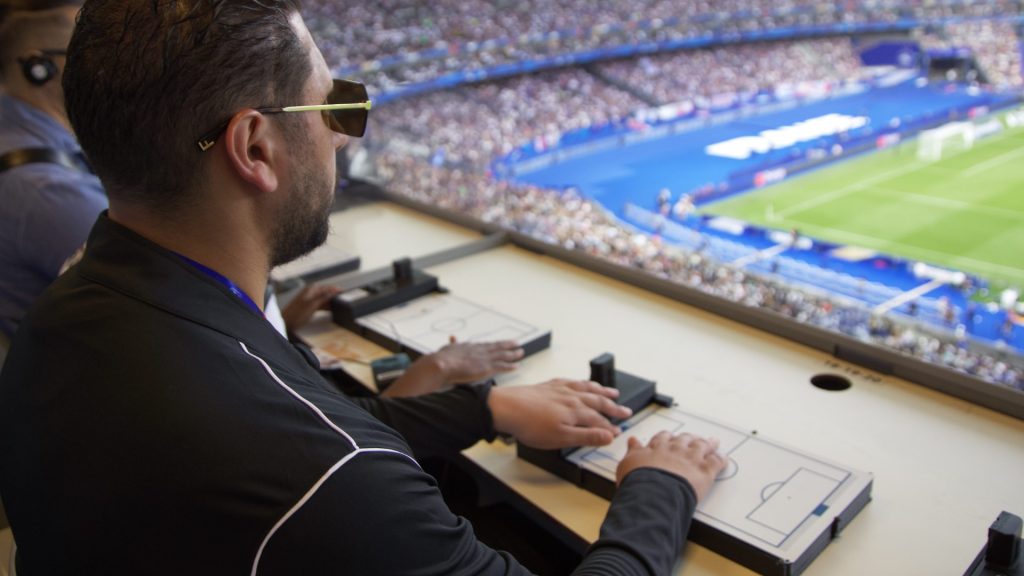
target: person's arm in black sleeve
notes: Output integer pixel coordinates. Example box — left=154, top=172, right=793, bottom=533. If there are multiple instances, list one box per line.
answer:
left=574, top=469, right=698, bottom=575
left=347, top=377, right=634, bottom=461
left=254, top=436, right=699, bottom=576
left=255, top=438, right=538, bottom=576
left=571, top=431, right=728, bottom=575
left=349, top=382, right=496, bottom=459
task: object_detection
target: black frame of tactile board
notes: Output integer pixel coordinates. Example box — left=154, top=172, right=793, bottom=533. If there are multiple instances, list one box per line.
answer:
left=330, top=267, right=440, bottom=329
left=963, top=511, right=1024, bottom=576
left=519, top=349, right=872, bottom=575
left=518, top=432, right=873, bottom=576
left=329, top=262, right=551, bottom=361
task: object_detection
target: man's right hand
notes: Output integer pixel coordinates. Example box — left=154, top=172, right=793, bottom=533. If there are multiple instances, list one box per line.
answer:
left=616, top=431, right=727, bottom=502
left=488, top=379, right=632, bottom=449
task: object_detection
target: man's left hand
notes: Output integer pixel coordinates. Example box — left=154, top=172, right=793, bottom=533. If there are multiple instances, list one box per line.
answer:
left=434, top=339, right=524, bottom=383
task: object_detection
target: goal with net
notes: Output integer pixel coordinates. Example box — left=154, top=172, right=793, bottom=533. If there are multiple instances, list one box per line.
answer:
left=916, top=121, right=975, bottom=161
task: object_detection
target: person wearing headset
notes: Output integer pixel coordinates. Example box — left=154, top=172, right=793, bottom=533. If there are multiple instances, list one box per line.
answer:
left=0, top=0, right=104, bottom=349
left=1, top=1, right=726, bottom=573
left=0, top=0, right=522, bottom=403
left=0, top=2, right=518, bottom=394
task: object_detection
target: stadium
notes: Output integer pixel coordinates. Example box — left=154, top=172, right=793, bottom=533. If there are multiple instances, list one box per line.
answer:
left=302, top=0, right=1024, bottom=393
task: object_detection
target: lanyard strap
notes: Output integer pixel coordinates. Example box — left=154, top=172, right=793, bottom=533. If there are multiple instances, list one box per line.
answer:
left=176, top=254, right=264, bottom=316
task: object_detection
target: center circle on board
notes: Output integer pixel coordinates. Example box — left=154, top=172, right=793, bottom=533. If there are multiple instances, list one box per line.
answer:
left=432, top=318, right=466, bottom=333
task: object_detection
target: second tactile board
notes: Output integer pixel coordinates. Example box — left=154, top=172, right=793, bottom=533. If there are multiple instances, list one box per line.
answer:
left=566, top=405, right=873, bottom=576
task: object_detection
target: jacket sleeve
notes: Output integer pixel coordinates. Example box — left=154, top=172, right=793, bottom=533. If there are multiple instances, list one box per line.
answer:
left=574, top=468, right=697, bottom=576
left=254, top=443, right=536, bottom=576
left=345, top=378, right=698, bottom=574
left=348, top=382, right=498, bottom=459
left=254, top=452, right=697, bottom=576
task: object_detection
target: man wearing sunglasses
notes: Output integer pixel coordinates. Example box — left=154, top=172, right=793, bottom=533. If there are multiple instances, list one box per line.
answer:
left=0, top=1, right=725, bottom=574
left=0, top=0, right=104, bottom=353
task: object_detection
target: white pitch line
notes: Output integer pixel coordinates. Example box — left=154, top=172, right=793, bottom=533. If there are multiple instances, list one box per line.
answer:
left=963, top=144, right=1024, bottom=177
left=776, top=159, right=928, bottom=218
left=777, top=124, right=1024, bottom=219
left=867, top=186, right=1024, bottom=220
left=874, top=278, right=946, bottom=315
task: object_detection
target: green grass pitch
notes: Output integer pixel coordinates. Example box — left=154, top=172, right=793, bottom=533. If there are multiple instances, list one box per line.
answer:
left=704, top=114, right=1024, bottom=291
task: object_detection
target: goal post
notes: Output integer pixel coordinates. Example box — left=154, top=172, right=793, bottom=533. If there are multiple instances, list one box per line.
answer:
left=916, top=121, right=975, bottom=161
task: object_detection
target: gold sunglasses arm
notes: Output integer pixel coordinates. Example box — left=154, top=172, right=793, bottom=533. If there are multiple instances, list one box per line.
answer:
left=280, top=100, right=373, bottom=113
left=197, top=100, right=372, bottom=151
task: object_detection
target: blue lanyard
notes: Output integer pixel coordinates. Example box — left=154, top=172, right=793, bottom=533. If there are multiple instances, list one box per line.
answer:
left=176, top=254, right=264, bottom=316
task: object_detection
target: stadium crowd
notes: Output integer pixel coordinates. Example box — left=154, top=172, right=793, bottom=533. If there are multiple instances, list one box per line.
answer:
left=304, top=0, right=857, bottom=71
left=594, top=37, right=863, bottom=105
left=375, top=154, right=1023, bottom=391
left=327, top=4, right=1024, bottom=390
left=367, top=38, right=869, bottom=171
left=914, top=19, right=1024, bottom=88
left=303, top=0, right=1022, bottom=95
left=369, top=67, right=641, bottom=170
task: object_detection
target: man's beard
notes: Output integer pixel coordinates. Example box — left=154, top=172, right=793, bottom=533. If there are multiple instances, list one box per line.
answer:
left=269, top=157, right=333, bottom=268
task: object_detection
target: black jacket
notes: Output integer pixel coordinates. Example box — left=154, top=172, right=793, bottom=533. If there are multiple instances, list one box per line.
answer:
left=0, top=214, right=697, bottom=575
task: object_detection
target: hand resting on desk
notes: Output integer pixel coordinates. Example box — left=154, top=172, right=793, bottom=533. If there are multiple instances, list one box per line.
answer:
left=433, top=338, right=524, bottom=383
left=280, top=283, right=525, bottom=398
left=281, top=284, right=343, bottom=334
left=384, top=339, right=524, bottom=397
left=488, top=379, right=632, bottom=449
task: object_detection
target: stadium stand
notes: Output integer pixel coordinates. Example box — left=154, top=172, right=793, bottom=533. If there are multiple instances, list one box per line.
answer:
left=914, top=19, right=1024, bottom=88
left=594, top=38, right=864, bottom=105
left=305, top=0, right=1024, bottom=391
left=305, top=0, right=1022, bottom=95
left=370, top=67, right=641, bottom=170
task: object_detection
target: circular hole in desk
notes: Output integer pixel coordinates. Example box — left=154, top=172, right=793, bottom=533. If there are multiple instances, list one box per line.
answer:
left=811, top=373, right=852, bottom=392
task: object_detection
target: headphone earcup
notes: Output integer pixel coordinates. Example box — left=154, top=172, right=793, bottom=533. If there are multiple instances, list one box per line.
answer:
left=19, top=55, right=57, bottom=86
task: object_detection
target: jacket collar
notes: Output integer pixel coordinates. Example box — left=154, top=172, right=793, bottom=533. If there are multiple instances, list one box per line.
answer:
left=77, top=212, right=311, bottom=368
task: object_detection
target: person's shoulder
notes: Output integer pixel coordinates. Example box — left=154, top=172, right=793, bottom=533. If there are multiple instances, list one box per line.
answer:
left=16, top=278, right=280, bottom=416
left=2, top=165, right=106, bottom=224
left=0, top=159, right=103, bottom=201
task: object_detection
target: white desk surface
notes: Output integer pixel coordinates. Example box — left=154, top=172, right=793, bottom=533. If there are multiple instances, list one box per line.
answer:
left=324, top=201, right=482, bottom=272
left=331, top=202, right=1024, bottom=575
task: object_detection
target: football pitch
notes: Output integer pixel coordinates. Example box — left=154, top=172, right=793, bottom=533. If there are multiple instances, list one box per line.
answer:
left=704, top=118, right=1024, bottom=291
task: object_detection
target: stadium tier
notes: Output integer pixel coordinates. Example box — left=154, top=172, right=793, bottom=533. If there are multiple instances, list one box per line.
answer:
left=305, top=0, right=1022, bottom=97
left=305, top=1, right=1024, bottom=391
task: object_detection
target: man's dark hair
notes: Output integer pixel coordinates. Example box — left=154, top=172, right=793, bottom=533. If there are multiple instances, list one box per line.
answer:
left=63, top=0, right=308, bottom=211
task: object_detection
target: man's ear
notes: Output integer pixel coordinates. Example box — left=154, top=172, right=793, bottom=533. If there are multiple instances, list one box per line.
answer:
left=222, top=110, right=281, bottom=194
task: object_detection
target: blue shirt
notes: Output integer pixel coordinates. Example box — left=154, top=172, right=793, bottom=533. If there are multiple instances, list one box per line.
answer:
left=0, top=94, right=106, bottom=338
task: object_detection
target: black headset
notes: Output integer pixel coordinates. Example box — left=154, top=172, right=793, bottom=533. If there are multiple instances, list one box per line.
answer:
left=2, top=0, right=78, bottom=86
left=17, top=51, right=59, bottom=86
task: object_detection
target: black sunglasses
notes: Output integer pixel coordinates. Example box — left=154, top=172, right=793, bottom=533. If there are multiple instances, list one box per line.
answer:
left=196, top=79, right=372, bottom=152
